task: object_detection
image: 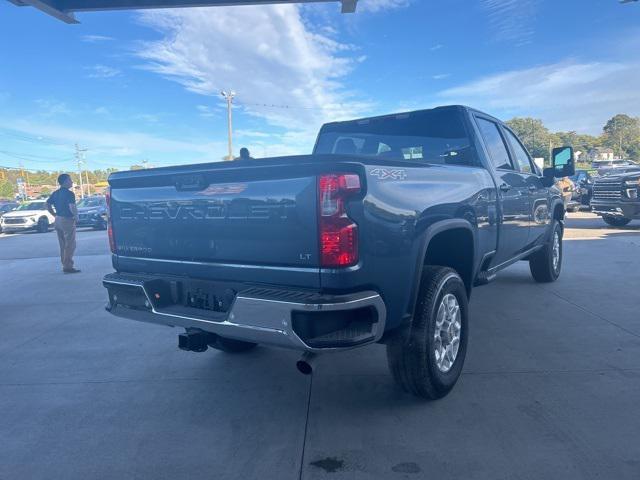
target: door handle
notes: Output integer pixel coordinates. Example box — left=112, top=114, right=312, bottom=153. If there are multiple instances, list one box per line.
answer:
left=499, top=183, right=511, bottom=192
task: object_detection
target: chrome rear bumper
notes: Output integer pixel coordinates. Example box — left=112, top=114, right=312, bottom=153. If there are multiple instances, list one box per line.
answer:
left=103, top=273, right=386, bottom=352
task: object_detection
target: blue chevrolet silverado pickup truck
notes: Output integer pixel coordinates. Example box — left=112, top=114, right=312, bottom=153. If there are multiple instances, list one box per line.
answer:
left=102, top=105, right=575, bottom=399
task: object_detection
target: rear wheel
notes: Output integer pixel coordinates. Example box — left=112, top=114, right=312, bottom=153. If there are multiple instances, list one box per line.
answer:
left=210, top=336, right=257, bottom=353
left=529, top=220, right=562, bottom=283
left=386, top=266, right=468, bottom=400
left=602, top=215, right=631, bottom=227
left=37, top=217, right=49, bottom=233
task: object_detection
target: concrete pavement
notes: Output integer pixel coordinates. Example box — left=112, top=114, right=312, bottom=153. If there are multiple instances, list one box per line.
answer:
left=0, top=214, right=639, bottom=480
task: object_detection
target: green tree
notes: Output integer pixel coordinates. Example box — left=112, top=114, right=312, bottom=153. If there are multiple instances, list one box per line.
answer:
left=0, top=180, right=15, bottom=199
left=602, top=114, right=640, bottom=160
left=506, top=117, right=556, bottom=162
left=555, top=131, right=601, bottom=164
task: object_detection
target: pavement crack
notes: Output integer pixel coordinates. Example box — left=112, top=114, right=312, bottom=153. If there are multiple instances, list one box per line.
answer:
left=0, top=304, right=105, bottom=360
left=298, top=374, right=313, bottom=480
left=540, top=287, right=640, bottom=339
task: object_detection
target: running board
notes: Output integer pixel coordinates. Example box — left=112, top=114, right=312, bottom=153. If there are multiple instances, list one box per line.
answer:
left=474, top=271, right=497, bottom=286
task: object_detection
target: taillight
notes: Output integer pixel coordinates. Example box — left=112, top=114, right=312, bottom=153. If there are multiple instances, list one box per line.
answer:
left=105, top=187, right=116, bottom=254
left=318, top=174, right=360, bottom=268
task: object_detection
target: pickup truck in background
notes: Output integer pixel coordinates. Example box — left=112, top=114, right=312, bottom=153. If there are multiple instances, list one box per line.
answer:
left=102, top=105, right=574, bottom=400
left=591, top=167, right=640, bottom=227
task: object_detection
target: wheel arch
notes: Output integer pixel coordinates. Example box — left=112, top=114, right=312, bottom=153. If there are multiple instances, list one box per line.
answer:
left=551, top=199, right=565, bottom=222
left=406, top=219, right=477, bottom=322
left=549, top=198, right=565, bottom=241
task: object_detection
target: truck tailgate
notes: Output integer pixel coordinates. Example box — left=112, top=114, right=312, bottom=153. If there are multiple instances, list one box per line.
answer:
left=109, top=166, right=319, bottom=270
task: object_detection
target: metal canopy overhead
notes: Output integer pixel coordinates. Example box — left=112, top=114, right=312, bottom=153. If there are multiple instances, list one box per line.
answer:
left=7, top=0, right=358, bottom=23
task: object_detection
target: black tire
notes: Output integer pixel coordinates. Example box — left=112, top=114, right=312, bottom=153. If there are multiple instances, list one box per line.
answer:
left=386, top=266, right=468, bottom=400
left=602, top=216, right=631, bottom=227
left=209, top=336, right=257, bottom=353
left=529, top=220, right=563, bottom=283
left=37, top=217, right=49, bottom=233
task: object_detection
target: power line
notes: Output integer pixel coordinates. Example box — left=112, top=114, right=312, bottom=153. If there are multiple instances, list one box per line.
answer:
left=0, top=164, right=42, bottom=173
left=236, top=101, right=327, bottom=111
left=0, top=149, right=73, bottom=163
left=0, top=129, right=68, bottom=146
left=0, top=149, right=120, bottom=170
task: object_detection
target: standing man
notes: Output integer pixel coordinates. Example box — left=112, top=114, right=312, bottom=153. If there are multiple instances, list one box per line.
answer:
left=46, top=174, right=80, bottom=274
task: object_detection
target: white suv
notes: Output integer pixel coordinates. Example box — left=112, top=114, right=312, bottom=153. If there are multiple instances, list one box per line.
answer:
left=0, top=200, right=56, bottom=234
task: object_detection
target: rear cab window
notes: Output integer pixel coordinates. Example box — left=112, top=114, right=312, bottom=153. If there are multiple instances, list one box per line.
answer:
left=314, top=108, right=480, bottom=167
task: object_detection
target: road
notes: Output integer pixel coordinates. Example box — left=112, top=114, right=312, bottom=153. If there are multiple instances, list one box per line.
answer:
left=1, top=214, right=639, bottom=479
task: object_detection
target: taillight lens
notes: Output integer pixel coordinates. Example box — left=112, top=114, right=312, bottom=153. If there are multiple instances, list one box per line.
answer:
left=105, top=187, right=116, bottom=254
left=318, top=174, right=360, bottom=268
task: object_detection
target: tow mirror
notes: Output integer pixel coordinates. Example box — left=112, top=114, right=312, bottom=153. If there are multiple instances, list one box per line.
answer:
left=552, top=146, right=575, bottom=177
left=542, top=146, right=575, bottom=184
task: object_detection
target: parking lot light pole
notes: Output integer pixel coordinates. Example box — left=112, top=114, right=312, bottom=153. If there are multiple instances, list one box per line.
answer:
left=221, top=90, right=236, bottom=161
left=75, top=143, right=87, bottom=199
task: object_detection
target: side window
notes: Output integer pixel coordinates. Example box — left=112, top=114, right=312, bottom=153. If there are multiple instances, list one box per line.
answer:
left=504, top=129, right=534, bottom=174
left=476, top=118, right=513, bottom=170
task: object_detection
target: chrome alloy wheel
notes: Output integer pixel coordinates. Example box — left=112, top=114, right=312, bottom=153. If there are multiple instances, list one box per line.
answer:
left=552, top=230, right=561, bottom=273
left=433, top=293, right=462, bottom=373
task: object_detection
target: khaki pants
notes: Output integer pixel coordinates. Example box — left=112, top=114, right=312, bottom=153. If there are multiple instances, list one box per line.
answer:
left=54, top=216, right=76, bottom=271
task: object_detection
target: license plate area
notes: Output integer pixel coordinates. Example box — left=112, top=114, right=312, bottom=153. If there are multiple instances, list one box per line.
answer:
left=144, top=278, right=237, bottom=314
left=104, top=274, right=244, bottom=322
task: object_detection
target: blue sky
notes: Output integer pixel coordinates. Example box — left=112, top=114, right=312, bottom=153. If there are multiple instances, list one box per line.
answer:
left=0, top=0, right=638, bottom=171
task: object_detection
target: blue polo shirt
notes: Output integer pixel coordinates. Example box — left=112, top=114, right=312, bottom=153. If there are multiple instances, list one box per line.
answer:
left=46, top=187, right=76, bottom=218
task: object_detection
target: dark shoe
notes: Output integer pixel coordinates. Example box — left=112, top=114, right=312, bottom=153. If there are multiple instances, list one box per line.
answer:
left=63, top=268, right=81, bottom=274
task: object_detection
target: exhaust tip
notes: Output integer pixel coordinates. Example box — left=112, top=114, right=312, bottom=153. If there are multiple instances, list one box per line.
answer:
left=296, top=352, right=317, bottom=375
left=296, top=360, right=313, bottom=375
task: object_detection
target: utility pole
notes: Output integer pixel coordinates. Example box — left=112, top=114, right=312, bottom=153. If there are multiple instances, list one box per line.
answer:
left=221, top=90, right=236, bottom=161
left=75, top=143, right=87, bottom=199
left=84, top=161, right=91, bottom=196
left=530, top=118, right=535, bottom=156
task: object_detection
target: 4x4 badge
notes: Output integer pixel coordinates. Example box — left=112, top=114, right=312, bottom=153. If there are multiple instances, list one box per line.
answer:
left=370, top=168, right=407, bottom=180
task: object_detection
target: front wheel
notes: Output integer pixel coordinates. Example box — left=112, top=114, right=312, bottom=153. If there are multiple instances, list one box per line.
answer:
left=602, top=216, right=631, bottom=227
left=386, top=266, right=468, bottom=400
left=529, top=220, right=562, bottom=283
left=37, top=217, right=49, bottom=233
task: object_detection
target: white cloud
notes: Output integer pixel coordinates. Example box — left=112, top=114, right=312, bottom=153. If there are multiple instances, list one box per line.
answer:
left=429, top=44, right=444, bottom=51
left=34, top=99, right=70, bottom=117
left=432, top=73, right=450, bottom=80
left=134, top=5, right=372, bottom=152
left=81, top=34, right=114, bottom=43
left=357, top=0, right=410, bottom=12
left=0, top=119, right=225, bottom=163
left=481, top=0, right=538, bottom=45
left=85, top=64, right=122, bottom=79
left=94, top=106, right=109, bottom=115
left=134, top=113, right=160, bottom=123
left=438, top=60, right=640, bottom=133
left=196, top=105, right=216, bottom=118
left=236, top=129, right=272, bottom=139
